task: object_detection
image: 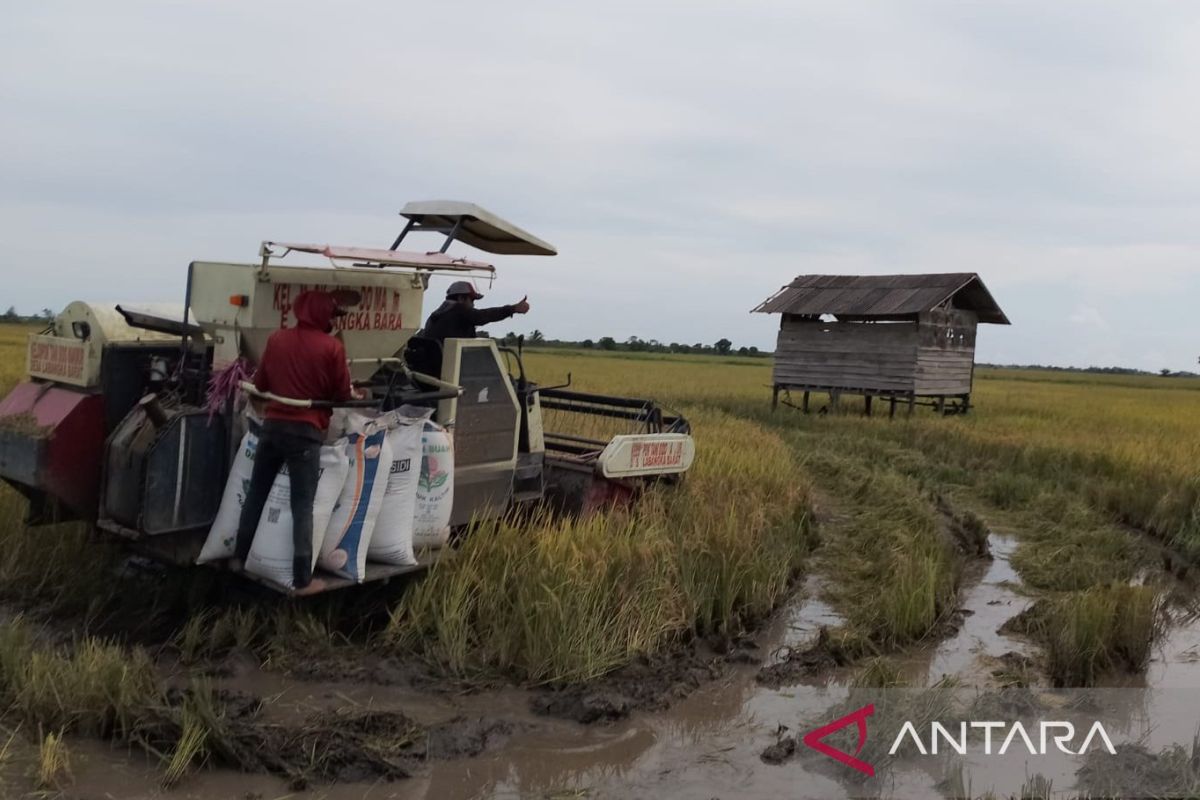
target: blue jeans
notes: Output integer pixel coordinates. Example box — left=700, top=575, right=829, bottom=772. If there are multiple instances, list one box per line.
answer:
left=234, top=420, right=322, bottom=588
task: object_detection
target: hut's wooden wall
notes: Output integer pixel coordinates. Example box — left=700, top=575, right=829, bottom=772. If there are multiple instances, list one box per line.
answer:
left=773, top=316, right=919, bottom=393
left=914, top=309, right=977, bottom=396
left=773, top=308, right=980, bottom=396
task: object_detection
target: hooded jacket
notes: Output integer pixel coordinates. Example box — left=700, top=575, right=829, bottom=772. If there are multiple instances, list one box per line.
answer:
left=253, top=291, right=352, bottom=432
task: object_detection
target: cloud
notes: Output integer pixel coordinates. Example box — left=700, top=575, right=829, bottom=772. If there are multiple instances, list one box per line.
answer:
left=1068, top=306, right=1107, bottom=329
left=2, top=1, right=1199, bottom=370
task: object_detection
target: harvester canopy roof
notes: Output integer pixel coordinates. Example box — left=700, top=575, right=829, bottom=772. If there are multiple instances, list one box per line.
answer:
left=751, top=272, right=1010, bottom=324
left=262, top=242, right=496, bottom=274
left=399, top=201, right=557, bottom=256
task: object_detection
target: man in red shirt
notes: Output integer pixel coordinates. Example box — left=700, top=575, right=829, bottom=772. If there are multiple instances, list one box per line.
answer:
left=234, top=289, right=358, bottom=594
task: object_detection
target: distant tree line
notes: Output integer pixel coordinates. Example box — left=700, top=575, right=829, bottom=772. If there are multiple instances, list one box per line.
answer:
left=978, top=362, right=1199, bottom=379
left=500, top=331, right=769, bottom=358
left=1, top=306, right=53, bottom=324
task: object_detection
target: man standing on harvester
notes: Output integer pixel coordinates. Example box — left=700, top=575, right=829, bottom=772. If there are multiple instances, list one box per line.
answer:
left=420, top=281, right=530, bottom=344
left=233, top=289, right=360, bottom=595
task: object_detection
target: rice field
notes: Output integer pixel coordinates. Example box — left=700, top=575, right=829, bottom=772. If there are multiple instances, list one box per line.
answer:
left=0, top=320, right=1198, bottom=789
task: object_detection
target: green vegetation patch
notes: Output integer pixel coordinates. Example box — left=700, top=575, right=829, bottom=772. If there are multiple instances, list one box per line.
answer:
left=387, top=408, right=815, bottom=684
left=1001, top=585, right=1162, bottom=686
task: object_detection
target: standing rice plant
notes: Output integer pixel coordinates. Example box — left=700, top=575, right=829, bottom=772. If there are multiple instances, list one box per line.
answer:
left=878, top=546, right=954, bottom=645
left=1025, top=585, right=1162, bottom=686
left=391, top=508, right=684, bottom=683
left=0, top=494, right=121, bottom=619
left=174, top=610, right=216, bottom=664
left=791, top=433, right=962, bottom=649
left=388, top=409, right=812, bottom=683
left=35, top=730, right=72, bottom=790
left=8, top=633, right=158, bottom=738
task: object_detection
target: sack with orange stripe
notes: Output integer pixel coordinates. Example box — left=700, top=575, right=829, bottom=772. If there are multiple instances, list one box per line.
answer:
left=319, top=423, right=392, bottom=582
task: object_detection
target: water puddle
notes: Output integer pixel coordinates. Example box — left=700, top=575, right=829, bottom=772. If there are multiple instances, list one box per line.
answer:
left=45, top=578, right=907, bottom=799
left=30, top=531, right=1185, bottom=800
left=898, top=532, right=1033, bottom=686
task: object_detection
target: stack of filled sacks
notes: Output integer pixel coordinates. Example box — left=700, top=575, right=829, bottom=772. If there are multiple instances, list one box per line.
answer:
left=198, top=405, right=457, bottom=587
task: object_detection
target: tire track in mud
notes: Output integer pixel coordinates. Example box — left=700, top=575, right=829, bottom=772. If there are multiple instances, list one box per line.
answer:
left=752, top=486, right=1037, bottom=692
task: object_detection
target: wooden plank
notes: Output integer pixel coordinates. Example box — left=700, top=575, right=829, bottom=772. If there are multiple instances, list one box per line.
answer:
left=775, top=360, right=918, bottom=372
left=776, top=354, right=919, bottom=365
left=915, top=366, right=973, bottom=376
left=915, top=358, right=973, bottom=367
left=777, top=364, right=916, bottom=376
left=778, top=326, right=917, bottom=343
left=914, top=383, right=971, bottom=394
left=778, top=381, right=916, bottom=392
left=772, top=371, right=912, bottom=383
left=777, top=381, right=916, bottom=393
left=776, top=339, right=918, bottom=352
left=915, top=361, right=973, bottom=370
left=780, top=318, right=919, bottom=330
left=916, top=347, right=975, bottom=357
left=776, top=334, right=917, bottom=348
left=916, top=368, right=972, bottom=376
left=914, top=375, right=972, bottom=385
left=777, top=339, right=918, bottom=349
left=775, top=371, right=918, bottom=383
left=778, top=323, right=918, bottom=336
left=775, top=371, right=917, bottom=385
left=776, top=348, right=918, bottom=360
left=914, top=364, right=973, bottom=374
left=776, top=358, right=919, bottom=371
left=916, top=352, right=975, bottom=362
left=779, top=353, right=918, bottom=363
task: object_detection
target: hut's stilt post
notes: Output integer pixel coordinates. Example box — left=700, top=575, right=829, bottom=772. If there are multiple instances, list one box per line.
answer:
left=906, top=394, right=916, bottom=417
left=889, top=395, right=897, bottom=419
left=935, top=396, right=946, bottom=415
left=961, top=393, right=971, bottom=414
left=771, top=386, right=779, bottom=411
left=802, top=390, right=810, bottom=414
left=864, top=395, right=873, bottom=417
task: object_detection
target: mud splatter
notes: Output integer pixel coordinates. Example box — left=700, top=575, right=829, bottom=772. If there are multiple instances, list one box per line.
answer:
left=755, top=627, right=853, bottom=688
left=532, top=645, right=733, bottom=723
left=145, top=688, right=516, bottom=790
left=759, top=724, right=800, bottom=766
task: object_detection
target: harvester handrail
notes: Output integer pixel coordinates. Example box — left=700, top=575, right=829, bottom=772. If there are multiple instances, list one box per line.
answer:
left=238, top=381, right=379, bottom=409
left=346, top=357, right=462, bottom=393
left=259, top=241, right=496, bottom=275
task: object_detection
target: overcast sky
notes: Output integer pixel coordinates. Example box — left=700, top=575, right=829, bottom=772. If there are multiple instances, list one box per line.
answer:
left=3, top=1, right=1198, bottom=370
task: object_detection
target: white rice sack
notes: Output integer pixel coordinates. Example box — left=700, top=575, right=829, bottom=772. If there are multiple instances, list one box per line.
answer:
left=319, top=427, right=391, bottom=582
left=245, top=443, right=349, bottom=589
left=197, top=426, right=259, bottom=564
left=413, top=421, right=454, bottom=550
left=368, top=410, right=429, bottom=566
left=325, top=409, right=376, bottom=444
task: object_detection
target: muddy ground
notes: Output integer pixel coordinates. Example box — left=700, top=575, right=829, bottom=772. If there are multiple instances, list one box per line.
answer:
left=6, top=497, right=1200, bottom=799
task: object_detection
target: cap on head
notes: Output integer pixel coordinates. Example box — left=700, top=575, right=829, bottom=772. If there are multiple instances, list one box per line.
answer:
left=446, top=281, right=484, bottom=300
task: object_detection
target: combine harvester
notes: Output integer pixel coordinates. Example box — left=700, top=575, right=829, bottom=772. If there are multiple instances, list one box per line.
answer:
left=0, top=202, right=694, bottom=593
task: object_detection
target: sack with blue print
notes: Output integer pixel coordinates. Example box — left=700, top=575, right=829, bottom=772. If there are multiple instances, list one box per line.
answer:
left=319, top=425, right=392, bottom=582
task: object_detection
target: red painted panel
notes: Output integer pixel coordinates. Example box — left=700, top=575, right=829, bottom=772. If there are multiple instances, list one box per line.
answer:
left=0, top=382, right=107, bottom=518
left=580, top=476, right=637, bottom=516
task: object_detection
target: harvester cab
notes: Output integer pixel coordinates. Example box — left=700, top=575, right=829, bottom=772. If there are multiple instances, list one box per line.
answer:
left=0, top=202, right=695, bottom=593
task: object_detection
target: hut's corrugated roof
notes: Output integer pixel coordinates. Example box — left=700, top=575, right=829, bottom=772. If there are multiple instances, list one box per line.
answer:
left=751, top=273, right=1010, bottom=324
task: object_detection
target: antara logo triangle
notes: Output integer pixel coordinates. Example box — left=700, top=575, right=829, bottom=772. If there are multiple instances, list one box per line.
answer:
left=802, top=703, right=875, bottom=777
